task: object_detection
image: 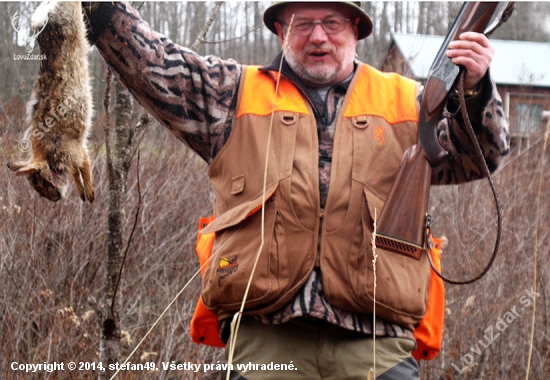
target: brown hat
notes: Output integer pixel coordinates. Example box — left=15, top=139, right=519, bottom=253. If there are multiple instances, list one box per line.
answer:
left=263, top=2, right=373, bottom=40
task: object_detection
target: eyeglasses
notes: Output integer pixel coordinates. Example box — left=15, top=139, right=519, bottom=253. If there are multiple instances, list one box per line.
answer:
left=283, top=16, right=351, bottom=36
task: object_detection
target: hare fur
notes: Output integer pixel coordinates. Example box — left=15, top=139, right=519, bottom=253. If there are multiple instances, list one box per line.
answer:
left=7, top=1, right=94, bottom=202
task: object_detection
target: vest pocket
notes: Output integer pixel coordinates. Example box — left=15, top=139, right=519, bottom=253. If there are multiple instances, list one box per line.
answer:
left=201, top=192, right=290, bottom=315
left=360, top=186, right=431, bottom=325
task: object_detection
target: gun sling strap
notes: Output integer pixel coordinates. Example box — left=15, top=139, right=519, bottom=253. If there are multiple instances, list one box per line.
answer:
left=426, top=71, right=502, bottom=285
left=424, top=2, right=515, bottom=284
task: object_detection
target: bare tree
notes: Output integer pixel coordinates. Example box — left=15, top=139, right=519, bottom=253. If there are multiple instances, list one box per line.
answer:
left=99, top=73, right=150, bottom=379
left=100, top=75, right=129, bottom=379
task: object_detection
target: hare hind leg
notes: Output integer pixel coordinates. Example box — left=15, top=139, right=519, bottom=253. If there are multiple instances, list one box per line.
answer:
left=72, top=167, right=86, bottom=202
left=79, top=155, right=94, bottom=203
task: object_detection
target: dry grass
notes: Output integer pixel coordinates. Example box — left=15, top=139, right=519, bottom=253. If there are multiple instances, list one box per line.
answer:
left=1, top=102, right=224, bottom=379
left=423, top=131, right=550, bottom=379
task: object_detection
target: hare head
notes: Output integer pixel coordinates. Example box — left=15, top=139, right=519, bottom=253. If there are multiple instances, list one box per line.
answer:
left=7, top=160, right=66, bottom=202
left=7, top=137, right=94, bottom=203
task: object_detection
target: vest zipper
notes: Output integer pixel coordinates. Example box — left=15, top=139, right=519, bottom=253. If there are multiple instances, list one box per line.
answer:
left=316, top=208, right=325, bottom=267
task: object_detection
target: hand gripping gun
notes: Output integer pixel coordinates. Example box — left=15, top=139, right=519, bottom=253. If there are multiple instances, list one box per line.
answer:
left=419, top=2, right=516, bottom=166
left=375, top=3, right=514, bottom=273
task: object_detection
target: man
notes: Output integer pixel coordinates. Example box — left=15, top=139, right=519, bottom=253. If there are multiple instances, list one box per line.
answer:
left=84, top=2, right=509, bottom=379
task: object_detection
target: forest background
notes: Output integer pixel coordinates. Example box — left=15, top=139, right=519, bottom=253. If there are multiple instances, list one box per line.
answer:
left=1, top=1, right=549, bottom=379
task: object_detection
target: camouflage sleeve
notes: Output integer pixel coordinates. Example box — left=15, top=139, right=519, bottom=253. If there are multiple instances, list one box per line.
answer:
left=431, top=71, right=510, bottom=184
left=89, top=2, right=241, bottom=163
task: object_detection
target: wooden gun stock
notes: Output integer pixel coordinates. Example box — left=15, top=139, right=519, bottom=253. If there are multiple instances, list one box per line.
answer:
left=375, top=145, right=431, bottom=260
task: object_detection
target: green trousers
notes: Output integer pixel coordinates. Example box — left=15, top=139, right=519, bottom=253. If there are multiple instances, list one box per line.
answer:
left=227, top=316, right=419, bottom=380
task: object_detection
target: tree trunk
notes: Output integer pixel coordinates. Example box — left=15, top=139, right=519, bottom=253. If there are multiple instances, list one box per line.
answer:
left=99, top=79, right=133, bottom=380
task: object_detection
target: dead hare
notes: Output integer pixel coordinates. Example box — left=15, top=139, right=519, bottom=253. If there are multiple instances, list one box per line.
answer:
left=7, top=1, right=94, bottom=203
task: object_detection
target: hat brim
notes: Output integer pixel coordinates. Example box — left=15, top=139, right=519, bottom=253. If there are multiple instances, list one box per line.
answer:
left=263, top=2, right=373, bottom=40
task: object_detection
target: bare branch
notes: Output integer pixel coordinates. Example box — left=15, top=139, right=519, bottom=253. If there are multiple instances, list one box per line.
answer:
left=190, top=1, right=224, bottom=51
left=127, top=112, right=152, bottom=168
left=200, top=24, right=263, bottom=45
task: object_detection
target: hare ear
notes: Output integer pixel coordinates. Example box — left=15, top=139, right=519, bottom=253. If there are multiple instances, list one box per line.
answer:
left=13, top=162, right=41, bottom=176
left=7, top=160, right=30, bottom=173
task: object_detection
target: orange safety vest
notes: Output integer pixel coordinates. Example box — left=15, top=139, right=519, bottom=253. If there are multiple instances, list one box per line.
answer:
left=190, top=215, right=225, bottom=347
left=190, top=63, right=445, bottom=358
left=412, top=235, right=445, bottom=360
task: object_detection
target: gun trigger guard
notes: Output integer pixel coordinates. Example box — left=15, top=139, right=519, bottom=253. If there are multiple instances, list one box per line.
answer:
left=444, top=93, right=464, bottom=120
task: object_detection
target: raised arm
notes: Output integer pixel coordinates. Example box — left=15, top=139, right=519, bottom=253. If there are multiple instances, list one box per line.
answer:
left=83, top=2, right=242, bottom=163
left=432, top=32, right=510, bottom=184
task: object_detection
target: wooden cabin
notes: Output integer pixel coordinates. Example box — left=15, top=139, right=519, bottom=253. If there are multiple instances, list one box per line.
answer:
left=382, top=33, right=550, bottom=152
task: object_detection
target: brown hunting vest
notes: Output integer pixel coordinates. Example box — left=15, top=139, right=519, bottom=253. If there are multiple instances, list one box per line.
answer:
left=201, top=63, right=431, bottom=330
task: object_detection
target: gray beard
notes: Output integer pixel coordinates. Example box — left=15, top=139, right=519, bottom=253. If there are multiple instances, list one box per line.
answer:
left=284, top=50, right=338, bottom=87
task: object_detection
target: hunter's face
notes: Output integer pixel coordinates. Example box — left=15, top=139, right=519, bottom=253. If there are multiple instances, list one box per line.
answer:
left=275, top=3, right=359, bottom=88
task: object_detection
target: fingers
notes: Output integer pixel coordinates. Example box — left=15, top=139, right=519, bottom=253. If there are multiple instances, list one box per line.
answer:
left=446, top=32, right=494, bottom=89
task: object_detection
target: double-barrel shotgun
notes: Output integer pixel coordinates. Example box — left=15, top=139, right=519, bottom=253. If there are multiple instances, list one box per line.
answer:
left=375, top=2, right=515, bottom=270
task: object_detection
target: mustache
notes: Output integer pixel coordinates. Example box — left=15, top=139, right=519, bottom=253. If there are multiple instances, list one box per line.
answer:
left=304, top=45, right=335, bottom=55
